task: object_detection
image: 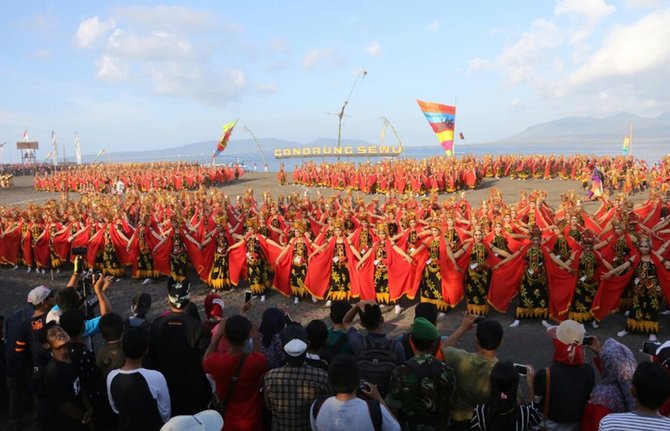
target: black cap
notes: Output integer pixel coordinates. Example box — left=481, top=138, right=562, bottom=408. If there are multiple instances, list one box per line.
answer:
left=167, top=277, right=190, bottom=309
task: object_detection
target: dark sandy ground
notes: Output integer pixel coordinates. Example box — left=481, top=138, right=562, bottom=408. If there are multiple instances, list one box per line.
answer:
left=0, top=173, right=664, bottom=428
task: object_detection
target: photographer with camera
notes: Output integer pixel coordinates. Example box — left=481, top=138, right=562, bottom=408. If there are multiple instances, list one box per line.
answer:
left=311, top=354, right=399, bottom=431
left=46, top=257, right=114, bottom=342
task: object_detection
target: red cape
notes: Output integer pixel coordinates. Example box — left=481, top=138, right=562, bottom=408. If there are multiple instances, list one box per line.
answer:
left=304, top=237, right=358, bottom=299
left=356, top=239, right=413, bottom=301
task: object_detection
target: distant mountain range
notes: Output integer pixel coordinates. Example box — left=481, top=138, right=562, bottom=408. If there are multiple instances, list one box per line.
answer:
left=84, top=111, right=670, bottom=162
left=493, top=111, right=670, bottom=146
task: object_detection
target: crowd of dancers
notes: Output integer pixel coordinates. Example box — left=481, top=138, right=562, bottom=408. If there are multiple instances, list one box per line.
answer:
left=2, top=177, right=670, bottom=341
left=290, top=154, right=658, bottom=195
left=33, top=162, right=244, bottom=193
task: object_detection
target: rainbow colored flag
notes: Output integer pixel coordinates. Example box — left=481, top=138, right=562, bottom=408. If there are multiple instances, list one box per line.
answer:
left=94, top=149, right=105, bottom=162
left=212, top=120, right=238, bottom=160
left=417, top=100, right=456, bottom=156
left=622, top=135, right=630, bottom=155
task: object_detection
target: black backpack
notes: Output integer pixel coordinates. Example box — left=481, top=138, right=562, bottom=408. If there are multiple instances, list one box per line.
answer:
left=312, top=395, right=382, bottom=431
left=357, top=335, right=398, bottom=394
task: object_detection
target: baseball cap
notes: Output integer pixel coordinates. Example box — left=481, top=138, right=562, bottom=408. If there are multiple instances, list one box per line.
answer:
left=281, top=324, right=308, bottom=357
left=167, top=278, right=190, bottom=309
left=27, top=286, right=52, bottom=305
left=160, top=410, right=223, bottom=431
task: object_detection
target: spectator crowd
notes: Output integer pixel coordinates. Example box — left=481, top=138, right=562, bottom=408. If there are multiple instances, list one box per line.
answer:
left=1, top=263, right=670, bottom=431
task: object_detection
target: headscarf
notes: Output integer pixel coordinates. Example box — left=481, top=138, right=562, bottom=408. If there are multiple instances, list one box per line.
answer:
left=589, top=338, right=637, bottom=413
left=259, top=307, right=286, bottom=348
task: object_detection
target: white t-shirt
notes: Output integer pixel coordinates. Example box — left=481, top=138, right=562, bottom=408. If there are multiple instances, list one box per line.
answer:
left=598, top=412, right=670, bottom=431
left=310, top=397, right=400, bottom=431
left=115, top=180, right=125, bottom=194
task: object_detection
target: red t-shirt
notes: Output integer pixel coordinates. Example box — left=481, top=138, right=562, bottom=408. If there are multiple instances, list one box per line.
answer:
left=203, top=351, right=268, bottom=431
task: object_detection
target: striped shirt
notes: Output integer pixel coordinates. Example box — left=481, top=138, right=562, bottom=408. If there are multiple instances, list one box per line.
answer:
left=598, top=412, right=670, bottom=431
left=470, top=404, right=543, bottom=431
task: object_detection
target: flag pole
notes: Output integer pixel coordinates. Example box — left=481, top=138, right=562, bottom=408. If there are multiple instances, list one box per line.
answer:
left=454, top=94, right=458, bottom=157
left=243, top=126, right=268, bottom=167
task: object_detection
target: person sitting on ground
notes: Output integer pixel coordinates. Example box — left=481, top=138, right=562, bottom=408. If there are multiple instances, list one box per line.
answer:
left=310, top=354, right=400, bottom=431
left=534, top=320, right=595, bottom=431
left=107, top=327, right=171, bottom=431
left=343, top=301, right=405, bottom=395
left=385, top=317, right=456, bottom=430
left=306, top=319, right=330, bottom=370
left=96, top=312, right=125, bottom=379
left=440, top=313, right=503, bottom=431
left=264, top=324, right=331, bottom=430
left=470, top=361, right=542, bottom=431
left=320, top=300, right=353, bottom=363
left=598, top=362, right=670, bottom=431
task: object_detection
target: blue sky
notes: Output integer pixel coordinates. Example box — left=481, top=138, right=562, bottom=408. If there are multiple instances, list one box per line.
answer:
left=1, top=0, right=669, bottom=162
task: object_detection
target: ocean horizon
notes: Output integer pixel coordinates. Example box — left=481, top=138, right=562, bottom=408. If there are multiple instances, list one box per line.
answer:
left=116, top=141, right=668, bottom=172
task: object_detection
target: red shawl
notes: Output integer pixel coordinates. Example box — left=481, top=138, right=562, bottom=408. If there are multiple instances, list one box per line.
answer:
left=591, top=255, right=639, bottom=321
left=356, top=239, right=413, bottom=301
left=304, top=237, right=358, bottom=300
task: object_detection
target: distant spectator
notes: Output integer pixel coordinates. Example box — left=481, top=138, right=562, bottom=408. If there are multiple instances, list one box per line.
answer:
left=203, top=314, right=267, bottom=431
left=146, top=278, right=210, bottom=416
left=440, top=314, right=503, bottom=431
left=582, top=337, right=637, bottom=431
left=320, top=301, right=353, bottom=363
left=264, top=324, right=331, bottom=430
left=108, top=327, right=171, bottom=431
left=534, top=320, right=595, bottom=431
left=310, top=354, right=400, bottom=431
left=598, top=362, right=670, bottom=431
left=306, top=319, right=329, bottom=370
left=386, top=317, right=456, bottom=430
left=470, top=361, right=542, bottom=431
left=96, top=313, right=125, bottom=379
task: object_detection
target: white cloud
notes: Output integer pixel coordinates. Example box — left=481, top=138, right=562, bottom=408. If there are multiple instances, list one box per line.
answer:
left=427, top=20, right=440, bottom=32
left=554, top=0, right=616, bottom=22
left=568, top=9, right=670, bottom=86
left=510, top=98, right=523, bottom=110
left=624, top=0, right=665, bottom=8
left=74, top=16, right=116, bottom=48
left=113, top=5, right=215, bottom=30
left=365, top=41, right=382, bottom=56
left=107, top=29, right=194, bottom=61
left=497, top=19, right=562, bottom=84
left=270, top=38, right=289, bottom=53
left=96, top=55, right=128, bottom=82
left=74, top=6, right=253, bottom=106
